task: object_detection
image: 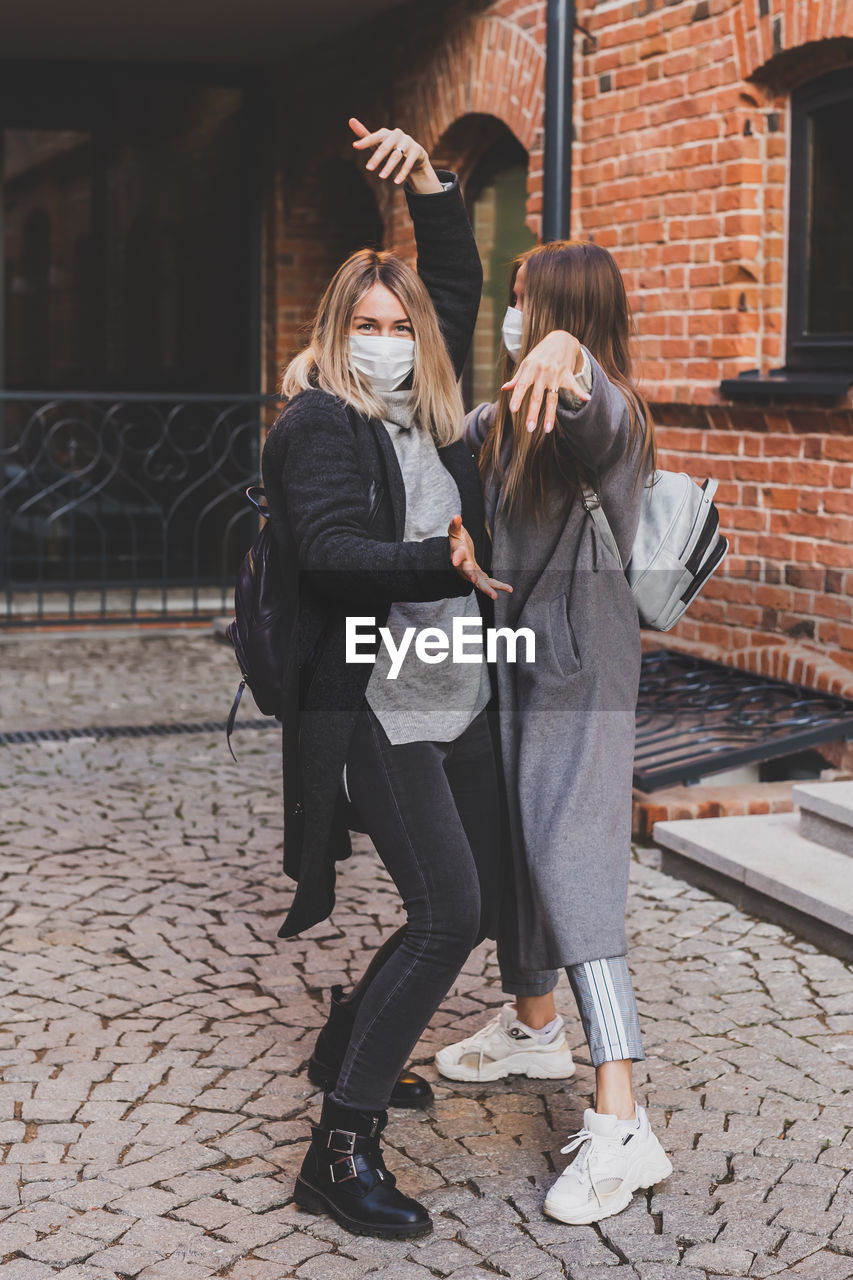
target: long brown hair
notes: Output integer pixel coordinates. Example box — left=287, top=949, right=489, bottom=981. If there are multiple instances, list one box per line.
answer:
left=282, top=249, right=464, bottom=446
left=480, top=240, right=655, bottom=516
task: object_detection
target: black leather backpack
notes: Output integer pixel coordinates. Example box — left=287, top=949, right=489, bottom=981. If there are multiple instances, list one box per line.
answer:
left=225, top=487, right=284, bottom=756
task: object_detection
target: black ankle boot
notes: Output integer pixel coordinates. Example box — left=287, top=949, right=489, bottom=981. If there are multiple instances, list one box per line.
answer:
left=308, top=985, right=434, bottom=1109
left=294, top=1094, right=432, bottom=1239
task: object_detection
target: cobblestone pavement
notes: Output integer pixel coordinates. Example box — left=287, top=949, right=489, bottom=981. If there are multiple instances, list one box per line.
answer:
left=1, top=629, right=852, bottom=1280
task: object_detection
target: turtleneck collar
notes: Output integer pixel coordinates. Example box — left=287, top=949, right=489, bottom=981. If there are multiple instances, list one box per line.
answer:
left=382, top=390, right=418, bottom=432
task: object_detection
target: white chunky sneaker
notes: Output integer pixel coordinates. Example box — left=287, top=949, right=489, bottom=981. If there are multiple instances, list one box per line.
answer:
left=544, top=1104, right=673, bottom=1225
left=434, top=1004, right=576, bottom=1082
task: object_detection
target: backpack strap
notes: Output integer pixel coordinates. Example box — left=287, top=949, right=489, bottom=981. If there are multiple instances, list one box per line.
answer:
left=225, top=677, right=247, bottom=763
left=246, top=485, right=269, bottom=518
left=580, top=485, right=623, bottom=570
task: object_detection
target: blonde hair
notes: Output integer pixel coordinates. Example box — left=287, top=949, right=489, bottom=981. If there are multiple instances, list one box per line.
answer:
left=282, top=249, right=465, bottom=447
left=481, top=240, right=656, bottom=517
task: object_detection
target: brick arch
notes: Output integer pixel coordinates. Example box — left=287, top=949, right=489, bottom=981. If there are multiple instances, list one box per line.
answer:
left=406, top=14, right=544, bottom=158
left=384, top=16, right=544, bottom=259
left=733, top=0, right=853, bottom=85
left=429, top=112, right=527, bottom=188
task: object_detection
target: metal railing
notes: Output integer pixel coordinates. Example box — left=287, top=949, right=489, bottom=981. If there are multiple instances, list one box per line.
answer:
left=0, top=391, right=281, bottom=625
left=634, top=649, right=853, bottom=789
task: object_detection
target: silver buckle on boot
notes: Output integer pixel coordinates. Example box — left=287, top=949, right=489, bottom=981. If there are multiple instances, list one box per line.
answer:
left=330, top=1154, right=358, bottom=1182
left=327, top=1128, right=357, bottom=1155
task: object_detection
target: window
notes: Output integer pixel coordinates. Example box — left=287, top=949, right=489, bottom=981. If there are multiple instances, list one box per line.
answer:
left=787, top=68, right=853, bottom=371
left=0, top=65, right=259, bottom=393
left=464, top=133, right=535, bottom=408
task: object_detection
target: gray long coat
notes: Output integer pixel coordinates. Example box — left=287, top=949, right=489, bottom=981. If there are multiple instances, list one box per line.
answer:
left=468, top=357, right=649, bottom=972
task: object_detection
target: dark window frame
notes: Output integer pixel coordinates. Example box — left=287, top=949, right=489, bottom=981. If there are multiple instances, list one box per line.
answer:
left=787, top=66, right=853, bottom=372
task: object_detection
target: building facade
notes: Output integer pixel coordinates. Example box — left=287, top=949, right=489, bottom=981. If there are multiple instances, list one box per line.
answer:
left=269, top=0, right=853, bottom=702
left=1, top=0, right=851, bottom=692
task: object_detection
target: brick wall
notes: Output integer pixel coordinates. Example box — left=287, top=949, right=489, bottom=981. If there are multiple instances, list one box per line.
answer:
left=567, top=0, right=853, bottom=677
left=573, top=0, right=853, bottom=405
left=268, top=0, right=853, bottom=681
left=654, top=402, right=853, bottom=680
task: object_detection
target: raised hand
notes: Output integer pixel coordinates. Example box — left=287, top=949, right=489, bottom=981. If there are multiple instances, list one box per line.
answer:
left=448, top=515, right=513, bottom=601
left=349, top=118, right=443, bottom=195
left=502, top=329, right=591, bottom=434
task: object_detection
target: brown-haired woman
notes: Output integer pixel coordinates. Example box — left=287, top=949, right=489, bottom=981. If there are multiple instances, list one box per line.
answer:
left=262, top=119, right=509, bottom=1240
left=436, top=241, right=674, bottom=1225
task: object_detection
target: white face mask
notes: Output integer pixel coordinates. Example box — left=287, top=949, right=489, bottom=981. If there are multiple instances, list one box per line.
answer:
left=349, top=335, right=415, bottom=394
left=501, top=305, right=524, bottom=361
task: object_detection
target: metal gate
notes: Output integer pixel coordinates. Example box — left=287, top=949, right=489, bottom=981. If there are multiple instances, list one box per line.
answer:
left=0, top=392, right=280, bottom=625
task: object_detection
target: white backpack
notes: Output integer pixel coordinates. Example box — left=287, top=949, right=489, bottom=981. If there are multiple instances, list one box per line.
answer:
left=581, top=471, right=728, bottom=632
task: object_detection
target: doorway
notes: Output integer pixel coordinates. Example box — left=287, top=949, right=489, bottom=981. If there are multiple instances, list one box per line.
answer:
left=465, top=131, right=536, bottom=408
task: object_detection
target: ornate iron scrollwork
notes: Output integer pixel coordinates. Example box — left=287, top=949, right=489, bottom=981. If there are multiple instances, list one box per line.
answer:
left=635, top=649, right=853, bottom=790
left=0, top=392, right=280, bottom=624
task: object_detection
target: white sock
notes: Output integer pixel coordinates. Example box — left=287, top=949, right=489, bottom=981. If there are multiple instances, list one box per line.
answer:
left=515, top=1013, right=563, bottom=1042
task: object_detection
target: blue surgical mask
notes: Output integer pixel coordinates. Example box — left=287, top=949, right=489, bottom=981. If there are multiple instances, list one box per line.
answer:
left=349, top=335, right=415, bottom=394
left=501, top=305, right=524, bottom=361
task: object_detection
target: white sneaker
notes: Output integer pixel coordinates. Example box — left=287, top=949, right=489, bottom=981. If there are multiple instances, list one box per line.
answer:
left=434, top=1004, right=576, bottom=1082
left=544, top=1104, right=673, bottom=1225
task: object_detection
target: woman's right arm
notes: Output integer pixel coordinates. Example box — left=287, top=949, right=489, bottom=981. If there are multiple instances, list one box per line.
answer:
left=349, top=119, right=483, bottom=379
left=276, top=392, right=473, bottom=607
left=406, top=176, right=483, bottom=380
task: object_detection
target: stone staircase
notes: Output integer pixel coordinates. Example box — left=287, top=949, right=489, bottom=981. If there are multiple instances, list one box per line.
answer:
left=653, top=780, right=853, bottom=961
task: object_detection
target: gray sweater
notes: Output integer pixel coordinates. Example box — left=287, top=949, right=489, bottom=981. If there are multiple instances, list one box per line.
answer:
left=365, top=391, right=491, bottom=744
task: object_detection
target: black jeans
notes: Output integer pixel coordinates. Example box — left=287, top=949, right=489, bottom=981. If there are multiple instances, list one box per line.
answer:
left=331, top=701, right=501, bottom=1111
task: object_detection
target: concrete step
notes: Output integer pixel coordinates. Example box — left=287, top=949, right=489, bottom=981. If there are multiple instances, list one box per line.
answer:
left=652, top=810, right=853, bottom=961
left=631, top=779, right=795, bottom=839
left=793, top=780, right=853, bottom=857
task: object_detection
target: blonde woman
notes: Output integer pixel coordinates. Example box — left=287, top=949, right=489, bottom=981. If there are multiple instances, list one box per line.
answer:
left=261, top=119, right=509, bottom=1240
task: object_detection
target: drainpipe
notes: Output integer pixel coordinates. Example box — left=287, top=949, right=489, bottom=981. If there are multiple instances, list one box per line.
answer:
left=543, top=0, right=575, bottom=242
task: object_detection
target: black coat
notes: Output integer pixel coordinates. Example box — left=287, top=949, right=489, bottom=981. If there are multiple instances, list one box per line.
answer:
left=262, top=175, right=489, bottom=939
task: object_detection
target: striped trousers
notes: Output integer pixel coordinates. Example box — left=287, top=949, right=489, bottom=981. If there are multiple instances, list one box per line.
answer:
left=500, top=954, right=645, bottom=1067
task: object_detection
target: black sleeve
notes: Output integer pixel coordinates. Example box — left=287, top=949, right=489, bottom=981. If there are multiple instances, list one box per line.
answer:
left=275, top=392, right=473, bottom=607
left=405, top=172, right=483, bottom=379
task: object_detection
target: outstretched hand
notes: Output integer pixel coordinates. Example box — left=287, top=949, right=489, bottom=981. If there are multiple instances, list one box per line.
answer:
left=502, top=329, right=591, bottom=434
left=349, top=118, right=443, bottom=195
left=448, top=515, right=513, bottom=601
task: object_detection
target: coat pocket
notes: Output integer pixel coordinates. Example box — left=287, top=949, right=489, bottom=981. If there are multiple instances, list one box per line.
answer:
left=547, top=593, right=582, bottom=679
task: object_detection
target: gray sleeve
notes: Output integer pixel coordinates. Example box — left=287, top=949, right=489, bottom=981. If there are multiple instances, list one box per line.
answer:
left=464, top=401, right=497, bottom=455
left=558, top=346, right=593, bottom=410
left=554, top=353, right=634, bottom=474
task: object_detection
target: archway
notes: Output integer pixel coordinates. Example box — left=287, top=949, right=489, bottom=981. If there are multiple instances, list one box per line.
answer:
left=466, top=129, right=536, bottom=406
